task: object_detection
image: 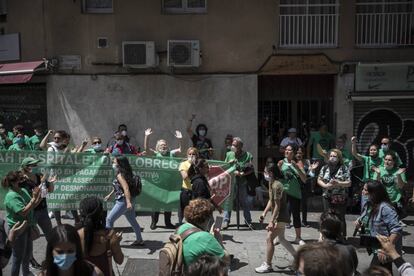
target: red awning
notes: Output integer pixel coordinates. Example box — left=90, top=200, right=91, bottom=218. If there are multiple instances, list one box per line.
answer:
left=0, top=61, right=45, bottom=84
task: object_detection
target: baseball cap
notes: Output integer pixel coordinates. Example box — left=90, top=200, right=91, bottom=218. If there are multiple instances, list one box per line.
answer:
left=288, top=128, right=297, bottom=133
left=21, top=157, right=41, bottom=167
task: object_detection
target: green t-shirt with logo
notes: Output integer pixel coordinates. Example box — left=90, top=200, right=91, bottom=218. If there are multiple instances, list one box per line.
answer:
left=176, top=223, right=225, bottom=266
left=4, top=188, right=35, bottom=228
left=361, top=155, right=382, bottom=182
left=374, top=166, right=406, bottom=203
left=280, top=158, right=302, bottom=199
left=378, top=149, right=402, bottom=167
left=309, top=131, right=334, bottom=159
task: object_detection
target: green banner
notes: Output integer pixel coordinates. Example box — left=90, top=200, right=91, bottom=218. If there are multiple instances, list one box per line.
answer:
left=0, top=151, right=235, bottom=211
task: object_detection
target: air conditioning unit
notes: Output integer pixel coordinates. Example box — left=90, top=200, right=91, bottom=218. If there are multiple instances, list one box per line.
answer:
left=122, top=41, right=158, bottom=68
left=167, top=40, right=200, bottom=67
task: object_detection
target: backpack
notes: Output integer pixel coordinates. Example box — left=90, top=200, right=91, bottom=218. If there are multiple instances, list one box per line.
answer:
left=129, top=174, right=142, bottom=197
left=159, top=227, right=201, bottom=276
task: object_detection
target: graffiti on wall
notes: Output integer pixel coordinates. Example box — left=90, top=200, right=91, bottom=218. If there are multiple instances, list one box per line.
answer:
left=356, top=108, right=414, bottom=178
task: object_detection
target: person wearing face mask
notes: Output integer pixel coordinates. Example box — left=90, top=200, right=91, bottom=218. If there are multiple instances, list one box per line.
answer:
left=177, top=147, right=199, bottom=226
left=176, top=198, right=230, bottom=267
left=84, top=137, right=105, bottom=154
left=10, top=125, right=31, bottom=149
left=105, top=133, right=138, bottom=156
left=19, top=157, right=57, bottom=270
left=2, top=171, right=42, bottom=276
left=29, top=123, right=44, bottom=151
left=7, top=133, right=30, bottom=151
left=351, top=137, right=382, bottom=212
left=186, top=115, right=213, bottom=159
left=372, top=152, right=407, bottom=221
left=104, top=156, right=144, bottom=246
left=0, top=123, right=13, bottom=149
left=317, top=149, right=351, bottom=238
left=255, top=162, right=296, bottom=273
left=378, top=137, right=403, bottom=167
left=188, top=158, right=223, bottom=213
left=143, top=128, right=182, bottom=229
left=278, top=145, right=307, bottom=244
left=39, top=224, right=103, bottom=276
left=355, top=181, right=402, bottom=274
left=222, top=137, right=255, bottom=230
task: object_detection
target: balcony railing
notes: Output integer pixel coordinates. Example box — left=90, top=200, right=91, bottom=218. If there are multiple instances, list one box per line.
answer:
left=279, top=2, right=339, bottom=48
left=356, top=12, right=414, bottom=47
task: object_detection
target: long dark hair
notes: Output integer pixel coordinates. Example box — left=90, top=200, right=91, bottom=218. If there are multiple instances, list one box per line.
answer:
left=320, top=210, right=342, bottom=241
left=43, top=224, right=93, bottom=276
left=1, top=171, right=21, bottom=189
left=79, top=197, right=106, bottom=256
left=188, top=158, right=208, bottom=179
left=115, top=156, right=133, bottom=185
left=366, top=180, right=392, bottom=221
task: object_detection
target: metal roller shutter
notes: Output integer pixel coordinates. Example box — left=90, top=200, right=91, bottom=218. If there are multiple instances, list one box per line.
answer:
left=353, top=100, right=414, bottom=179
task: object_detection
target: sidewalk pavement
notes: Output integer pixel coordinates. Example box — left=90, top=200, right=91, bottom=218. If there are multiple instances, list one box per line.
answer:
left=3, top=211, right=414, bottom=275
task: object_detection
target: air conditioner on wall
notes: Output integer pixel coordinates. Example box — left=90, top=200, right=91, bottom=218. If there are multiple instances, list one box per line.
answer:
left=167, top=40, right=200, bottom=67
left=122, top=41, right=158, bottom=68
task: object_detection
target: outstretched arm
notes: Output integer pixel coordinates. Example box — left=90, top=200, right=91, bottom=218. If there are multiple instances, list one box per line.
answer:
left=351, top=136, right=363, bottom=161
left=186, top=114, right=196, bottom=138
left=171, top=130, right=183, bottom=156
left=144, top=128, right=154, bottom=156
left=39, top=130, right=53, bottom=150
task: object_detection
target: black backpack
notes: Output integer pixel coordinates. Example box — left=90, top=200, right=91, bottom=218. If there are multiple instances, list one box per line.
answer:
left=129, top=174, right=142, bottom=197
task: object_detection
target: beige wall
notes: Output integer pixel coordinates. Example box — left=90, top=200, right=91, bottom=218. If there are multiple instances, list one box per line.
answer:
left=4, top=0, right=414, bottom=72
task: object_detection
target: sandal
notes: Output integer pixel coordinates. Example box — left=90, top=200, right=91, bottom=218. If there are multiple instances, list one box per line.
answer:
left=131, top=240, right=145, bottom=246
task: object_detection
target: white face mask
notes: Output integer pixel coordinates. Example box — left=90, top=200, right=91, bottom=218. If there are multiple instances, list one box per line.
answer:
left=116, top=140, right=124, bottom=146
left=112, top=164, right=118, bottom=170
left=188, top=156, right=195, bottom=163
left=231, top=145, right=237, bottom=153
left=264, top=173, right=271, bottom=182
left=121, top=130, right=127, bottom=136
left=198, top=130, right=206, bottom=137
left=381, top=144, right=389, bottom=151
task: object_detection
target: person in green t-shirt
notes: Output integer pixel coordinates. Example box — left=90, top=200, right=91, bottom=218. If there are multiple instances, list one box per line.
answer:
left=0, top=123, right=13, bottom=149
left=177, top=198, right=229, bottom=267
left=373, top=151, right=407, bottom=210
left=2, top=170, right=42, bottom=276
left=144, top=128, right=182, bottom=229
left=222, top=137, right=255, bottom=229
left=8, top=134, right=31, bottom=151
left=28, top=124, right=45, bottom=151
left=278, top=145, right=307, bottom=244
left=317, top=135, right=352, bottom=166
left=351, top=136, right=382, bottom=182
left=306, top=124, right=334, bottom=160
left=378, top=137, right=403, bottom=167
left=83, top=137, right=105, bottom=154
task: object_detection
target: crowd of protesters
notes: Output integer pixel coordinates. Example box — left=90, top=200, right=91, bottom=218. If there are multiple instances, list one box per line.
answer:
left=0, top=116, right=413, bottom=276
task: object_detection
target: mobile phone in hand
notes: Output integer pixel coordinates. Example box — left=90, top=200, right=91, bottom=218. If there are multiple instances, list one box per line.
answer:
left=214, top=216, right=223, bottom=230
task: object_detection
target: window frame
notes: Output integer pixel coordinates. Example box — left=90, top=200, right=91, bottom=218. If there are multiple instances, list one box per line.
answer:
left=162, top=0, right=207, bottom=14
left=82, top=0, right=113, bottom=14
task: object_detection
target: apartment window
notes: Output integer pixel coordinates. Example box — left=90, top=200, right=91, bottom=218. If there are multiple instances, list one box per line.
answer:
left=356, top=0, right=414, bottom=47
left=162, top=0, right=207, bottom=14
left=82, top=0, right=113, bottom=14
left=279, top=0, right=339, bottom=48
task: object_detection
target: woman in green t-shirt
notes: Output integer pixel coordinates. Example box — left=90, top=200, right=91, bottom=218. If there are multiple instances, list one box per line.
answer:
left=277, top=145, right=307, bottom=245
left=2, top=171, right=42, bottom=276
left=372, top=151, right=407, bottom=219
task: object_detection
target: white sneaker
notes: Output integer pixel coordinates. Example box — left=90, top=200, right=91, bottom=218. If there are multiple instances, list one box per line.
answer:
left=255, top=262, right=273, bottom=273
left=294, top=238, right=306, bottom=246
left=399, top=220, right=407, bottom=227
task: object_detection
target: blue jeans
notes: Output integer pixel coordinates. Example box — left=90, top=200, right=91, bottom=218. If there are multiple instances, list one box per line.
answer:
left=106, top=197, right=143, bottom=241
left=34, top=208, right=53, bottom=242
left=224, top=180, right=253, bottom=224
left=11, top=227, right=32, bottom=276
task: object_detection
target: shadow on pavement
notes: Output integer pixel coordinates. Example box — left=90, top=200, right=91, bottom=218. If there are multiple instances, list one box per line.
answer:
left=230, top=257, right=248, bottom=272
left=114, top=226, right=145, bottom=233
left=222, top=234, right=243, bottom=244
left=121, top=239, right=164, bottom=255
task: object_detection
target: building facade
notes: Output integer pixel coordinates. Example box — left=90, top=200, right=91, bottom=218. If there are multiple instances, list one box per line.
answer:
left=0, top=0, right=413, bottom=175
